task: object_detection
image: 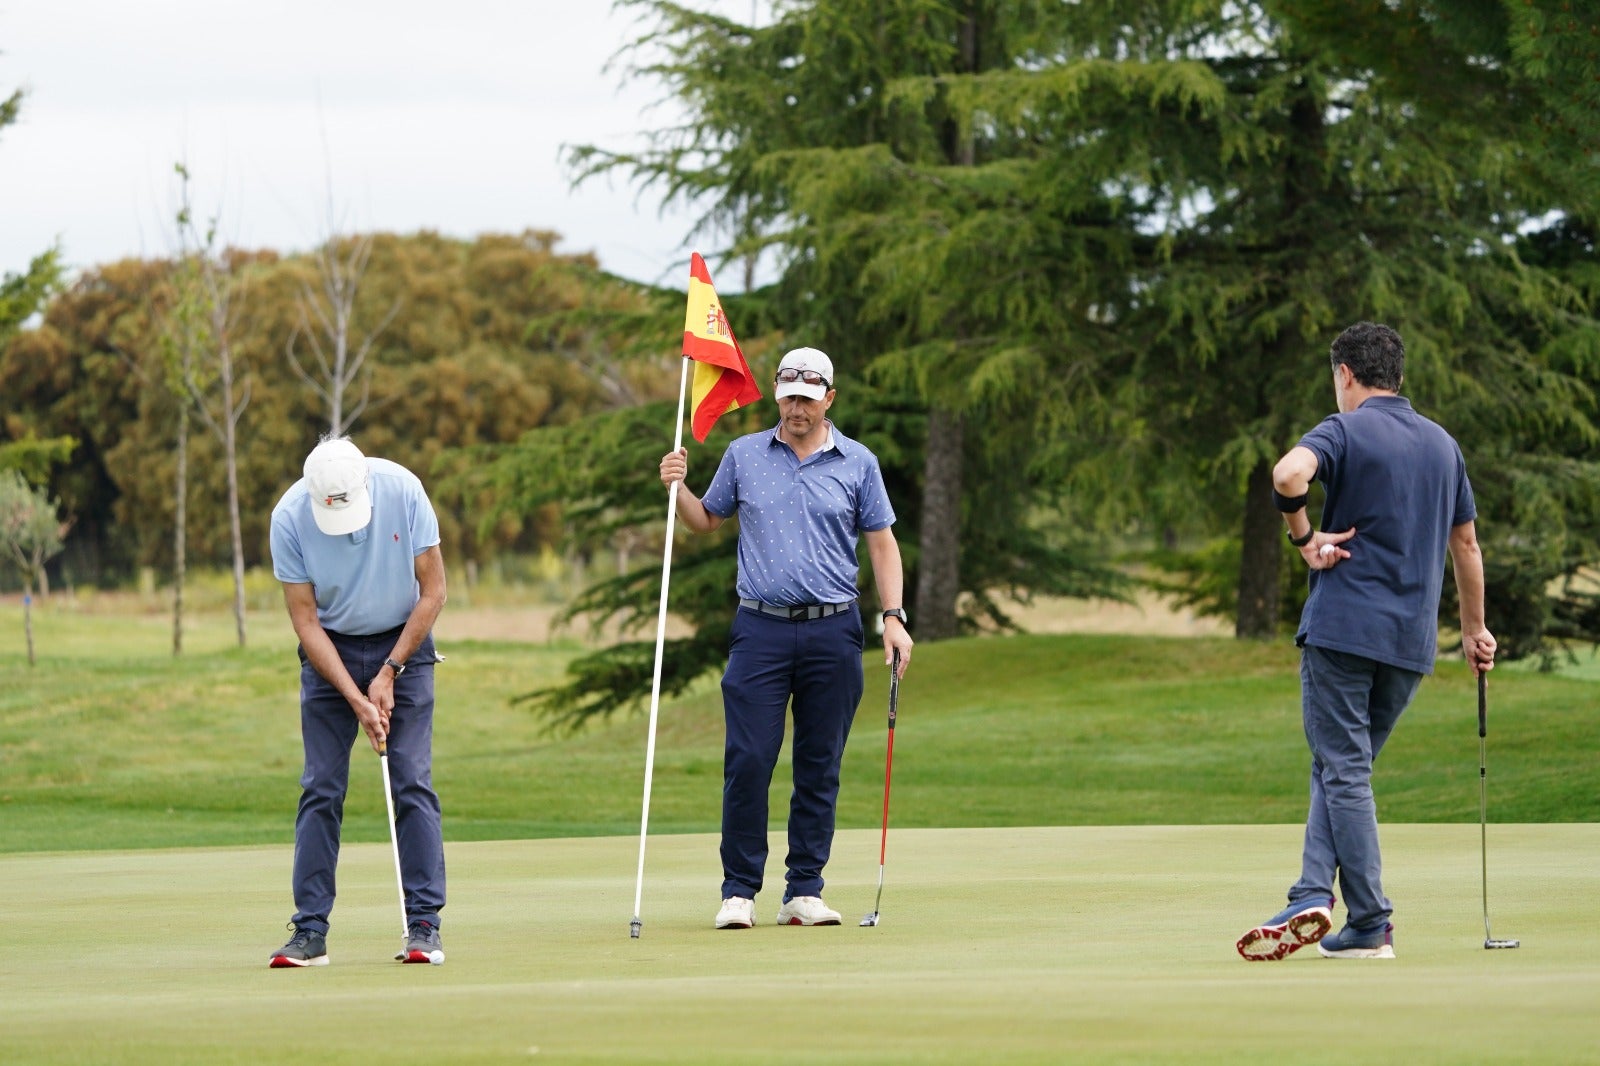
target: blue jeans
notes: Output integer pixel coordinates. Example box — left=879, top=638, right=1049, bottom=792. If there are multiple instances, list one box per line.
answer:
left=719, top=605, right=865, bottom=902
left=290, top=628, right=445, bottom=933
left=1289, top=644, right=1423, bottom=931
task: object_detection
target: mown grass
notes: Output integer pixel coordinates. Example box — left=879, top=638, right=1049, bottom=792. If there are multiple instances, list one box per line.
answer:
left=3, top=599, right=1594, bottom=853
left=3, top=826, right=1597, bottom=1065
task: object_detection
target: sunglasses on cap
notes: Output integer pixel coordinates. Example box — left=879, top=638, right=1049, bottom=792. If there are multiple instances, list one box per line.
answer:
left=774, top=367, right=832, bottom=389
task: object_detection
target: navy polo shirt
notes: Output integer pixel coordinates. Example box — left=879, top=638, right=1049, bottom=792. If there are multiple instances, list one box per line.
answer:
left=701, top=422, right=896, bottom=606
left=1295, top=395, right=1475, bottom=674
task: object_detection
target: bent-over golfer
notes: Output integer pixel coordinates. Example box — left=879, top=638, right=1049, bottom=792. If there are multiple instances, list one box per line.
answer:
left=266, top=435, right=449, bottom=967
left=660, top=347, right=914, bottom=930
left=1236, top=322, right=1495, bottom=962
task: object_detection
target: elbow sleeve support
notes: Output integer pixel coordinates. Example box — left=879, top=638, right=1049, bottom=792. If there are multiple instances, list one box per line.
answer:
left=1272, top=489, right=1309, bottom=513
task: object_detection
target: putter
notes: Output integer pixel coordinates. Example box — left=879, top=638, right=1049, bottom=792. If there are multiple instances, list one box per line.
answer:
left=1478, top=672, right=1519, bottom=950
left=861, top=650, right=901, bottom=928
left=377, top=740, right=414, bottom=961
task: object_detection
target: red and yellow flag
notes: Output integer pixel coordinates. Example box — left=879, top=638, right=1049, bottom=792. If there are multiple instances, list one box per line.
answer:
left=683, top=252, right=762, bottom=442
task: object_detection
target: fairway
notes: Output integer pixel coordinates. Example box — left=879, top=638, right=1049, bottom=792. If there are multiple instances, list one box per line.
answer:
left=4, top=824, right=1596, bottom=1065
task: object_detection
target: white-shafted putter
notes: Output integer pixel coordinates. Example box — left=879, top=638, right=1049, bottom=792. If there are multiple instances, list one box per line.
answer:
left=379, top=739, right=439, bottom=964
left=861, top=650, right=901, bottom=928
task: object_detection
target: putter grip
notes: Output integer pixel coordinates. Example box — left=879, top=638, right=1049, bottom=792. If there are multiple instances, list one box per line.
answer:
left=1477, top=672, right=1486, bottom=739
left=888, top=649, right=900, bottom=728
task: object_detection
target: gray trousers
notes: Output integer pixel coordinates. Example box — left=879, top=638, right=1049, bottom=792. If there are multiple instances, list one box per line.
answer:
left=290, top=628, right=445, bottom=934
left=1288, top=644, right=1422, bottom=931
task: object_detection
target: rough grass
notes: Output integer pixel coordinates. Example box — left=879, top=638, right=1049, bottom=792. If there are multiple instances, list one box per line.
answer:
left=2, top=602, right=1595, bottom=854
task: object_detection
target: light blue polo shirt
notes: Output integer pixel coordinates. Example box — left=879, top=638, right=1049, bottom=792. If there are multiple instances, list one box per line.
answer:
left=269, top=457, right=441, bottom=635
left=1295, top=395, right=1475, bottom=674
left=701, top=422, right=896, bottom=606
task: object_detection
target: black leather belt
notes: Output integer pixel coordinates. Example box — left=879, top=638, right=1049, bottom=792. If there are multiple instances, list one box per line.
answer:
left=739, top=598, right=856, bottom=621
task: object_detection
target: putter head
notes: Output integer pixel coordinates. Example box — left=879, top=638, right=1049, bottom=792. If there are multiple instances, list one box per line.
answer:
left=1485, top=938, right=1520, bottom=949
left=860, top=912, right=879, bottom=927
left=629, top=918, right=642, bottom=940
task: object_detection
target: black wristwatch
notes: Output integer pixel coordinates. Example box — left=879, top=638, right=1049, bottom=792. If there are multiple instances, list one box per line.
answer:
left=1287, top=528, right=1315, bottom=548
left=882, top=608, right=908, bottom=625
left=384, top=657, right=407, bottom=677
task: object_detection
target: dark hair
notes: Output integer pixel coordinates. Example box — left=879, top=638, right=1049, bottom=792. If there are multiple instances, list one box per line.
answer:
left=1329, top=322, right=1404, bottom=391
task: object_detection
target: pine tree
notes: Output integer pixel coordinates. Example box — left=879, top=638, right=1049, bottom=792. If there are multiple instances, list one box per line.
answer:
left=526, top=0, right=1599, bottom=725
left=572, top=0, right=1149, bottom=638
left=1053, top=0, right=1600, bottom=640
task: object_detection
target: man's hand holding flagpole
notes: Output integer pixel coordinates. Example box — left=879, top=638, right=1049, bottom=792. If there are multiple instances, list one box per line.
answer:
left=630, top=253, right=762, bottom=939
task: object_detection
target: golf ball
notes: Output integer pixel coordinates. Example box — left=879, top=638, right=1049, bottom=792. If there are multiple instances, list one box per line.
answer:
left=1320, top=543, right=1336, bottom=557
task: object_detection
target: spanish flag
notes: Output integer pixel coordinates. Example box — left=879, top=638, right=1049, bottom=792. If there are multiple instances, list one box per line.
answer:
left=683, top=252, right=762, bottom=442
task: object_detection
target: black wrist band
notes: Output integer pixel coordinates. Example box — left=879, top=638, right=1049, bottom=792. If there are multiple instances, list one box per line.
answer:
left=1272, top=489, right=1309, bottom=514
left=1287, top=527, right=1315, bottom=548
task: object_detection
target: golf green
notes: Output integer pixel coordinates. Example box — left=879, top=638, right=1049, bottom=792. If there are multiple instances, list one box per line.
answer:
left=3, top=824, right=1595, bottom=1064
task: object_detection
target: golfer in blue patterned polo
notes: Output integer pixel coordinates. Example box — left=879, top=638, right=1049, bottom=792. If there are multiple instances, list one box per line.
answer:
left=660, top=347, right=915, bottom=930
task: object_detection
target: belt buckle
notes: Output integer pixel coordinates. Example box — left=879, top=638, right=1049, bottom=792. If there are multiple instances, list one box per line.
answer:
left=787, top=605, right=809, bottom=621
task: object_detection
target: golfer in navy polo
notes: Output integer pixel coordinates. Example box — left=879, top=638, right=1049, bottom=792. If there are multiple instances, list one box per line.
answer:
left=266, top=436, right=449, bottom=967
left=1236, top=322, right=1495, bottom=963
left=660, top=347, right=915, bottom=930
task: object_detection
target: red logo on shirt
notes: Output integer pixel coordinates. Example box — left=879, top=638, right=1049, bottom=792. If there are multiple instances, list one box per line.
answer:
left=393, top=533, right=400, bottom=542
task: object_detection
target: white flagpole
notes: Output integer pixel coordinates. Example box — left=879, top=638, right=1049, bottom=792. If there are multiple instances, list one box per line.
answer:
left=631, top=355, right=692, bottom=939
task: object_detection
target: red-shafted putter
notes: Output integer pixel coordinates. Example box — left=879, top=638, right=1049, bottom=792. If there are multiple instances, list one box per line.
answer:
left=861, top=650, right=901, bottom=928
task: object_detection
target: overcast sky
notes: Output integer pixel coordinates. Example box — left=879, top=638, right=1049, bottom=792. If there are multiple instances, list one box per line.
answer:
left=1, top=1, right=760, bottom=289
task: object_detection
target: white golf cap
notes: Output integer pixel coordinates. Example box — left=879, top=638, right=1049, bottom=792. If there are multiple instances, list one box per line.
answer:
left=774, top=347, right=835, bottom=401
left=303, top=438, right=372, bottom=535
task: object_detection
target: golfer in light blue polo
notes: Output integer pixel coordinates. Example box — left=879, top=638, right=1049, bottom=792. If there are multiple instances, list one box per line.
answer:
left=659, top=347, right=915, bottom=931
left=266, top=435, right=450, bottom=968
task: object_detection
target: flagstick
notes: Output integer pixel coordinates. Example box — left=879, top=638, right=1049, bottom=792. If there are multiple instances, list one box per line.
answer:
left=631, top=355, right=691, bottom=940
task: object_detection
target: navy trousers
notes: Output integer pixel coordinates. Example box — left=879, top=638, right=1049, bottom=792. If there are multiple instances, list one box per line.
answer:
left=720, top=605, right=865, bottom=902
left=291, top=628, right=445, bottom=934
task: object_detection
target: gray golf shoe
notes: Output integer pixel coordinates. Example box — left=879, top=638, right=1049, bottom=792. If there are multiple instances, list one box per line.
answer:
left=399, top=920, right=445, bottom=965
left=269, top=924, right=328, bottom=968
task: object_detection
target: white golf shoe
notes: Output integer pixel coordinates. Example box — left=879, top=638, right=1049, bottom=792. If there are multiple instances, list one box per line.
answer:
left=715, top=896, right=755, bottom=929
left=776, top=896, right=841, bottom=926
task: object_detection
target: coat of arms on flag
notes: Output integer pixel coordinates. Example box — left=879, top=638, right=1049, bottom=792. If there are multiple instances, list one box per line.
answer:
left=682, top=252, right=762, bottom=442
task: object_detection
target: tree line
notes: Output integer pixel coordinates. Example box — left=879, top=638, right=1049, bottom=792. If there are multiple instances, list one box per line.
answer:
left=1, top=230, right=669, bottom=595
